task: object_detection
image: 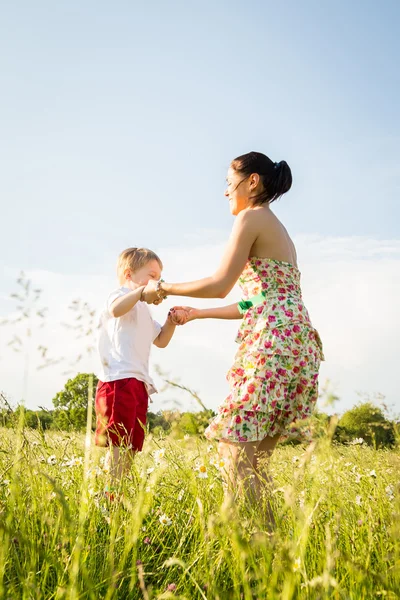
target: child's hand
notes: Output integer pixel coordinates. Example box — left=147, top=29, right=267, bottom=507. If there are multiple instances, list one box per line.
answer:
left=168, top=306, right=199, bottom=325
left=168, top=307, right=189, bottom=325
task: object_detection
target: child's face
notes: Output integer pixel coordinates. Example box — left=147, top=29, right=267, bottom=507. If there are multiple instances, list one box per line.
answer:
left=125, top=259, right=162, bottom=288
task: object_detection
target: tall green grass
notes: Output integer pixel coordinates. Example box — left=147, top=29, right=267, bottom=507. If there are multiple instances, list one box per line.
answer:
left=0, top=425, right=398, bottom=599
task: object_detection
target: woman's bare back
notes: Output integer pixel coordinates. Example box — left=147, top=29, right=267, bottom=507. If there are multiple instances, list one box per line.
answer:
left=248, top=206, right=298, bottom=267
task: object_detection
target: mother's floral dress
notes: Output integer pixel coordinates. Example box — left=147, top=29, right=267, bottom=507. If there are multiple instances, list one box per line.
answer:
left=205, top=258, right=324, bottom=443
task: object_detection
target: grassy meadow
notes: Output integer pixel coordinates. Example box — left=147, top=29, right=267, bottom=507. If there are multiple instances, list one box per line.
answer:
left=0, top=424, right=399, bottom=600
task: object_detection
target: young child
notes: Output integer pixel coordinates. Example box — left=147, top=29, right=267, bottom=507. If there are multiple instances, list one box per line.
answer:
left=95, top=247, right=186, bottom=497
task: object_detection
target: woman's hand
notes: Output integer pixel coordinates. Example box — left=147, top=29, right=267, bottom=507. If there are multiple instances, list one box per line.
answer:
left=168, top=308, right=187, bottom=325
left=142, top=279, right=162, bottom=304
left=170, top=306, right=200, bottom=323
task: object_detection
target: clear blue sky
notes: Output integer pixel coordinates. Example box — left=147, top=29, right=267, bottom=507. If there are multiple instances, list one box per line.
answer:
left=1, top=1, right=399, bottom=413
left=1, top=0, right=399, bottom=281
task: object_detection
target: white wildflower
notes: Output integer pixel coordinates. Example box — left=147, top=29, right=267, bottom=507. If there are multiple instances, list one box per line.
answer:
left=184, top=434, right=190, bottom=440
left=207, top=445, right=213, bottom=453
left=385, top=485, right=394, bottom=500
left=209, top=455, right=217, bottom=467
left=351, top=437, right=364, bottom=445
left=355, top=495, right=362, bottom=506
left=369, top=469, right=377, bottom=478
left=177, top=489, right=185, bottom=502
left=355, top=474, right=362, bottom=483
left=153, top=448, right=166, bottom=463
left=47, top=455, right=57, bottom=465
left=293, top=557, right=301, bottom=572
left=216, top=457, right=226, bottom=471
left=147, top=467, right=155, bottom=475
left=292, top=456, right=300, bottom=463
left=197, top=464, right=208, bottom=479
left=63, top=456, right=83, bottom=468
left=159, top=514, right=172, bottom=526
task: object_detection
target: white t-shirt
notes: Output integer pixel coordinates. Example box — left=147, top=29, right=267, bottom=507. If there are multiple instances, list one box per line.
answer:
left=96, top=287, right=162, bottom=394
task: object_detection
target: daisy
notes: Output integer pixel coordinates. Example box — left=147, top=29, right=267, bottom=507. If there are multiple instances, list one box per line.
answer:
left=197, top=464, right=208, bottom=479
left=153, top=448, right=166, bottom=463
left=293, top=557, right=301, bottom=572
left=159, top=514, right=172, bottom=526
left=217, top=458, right=226, bottom=471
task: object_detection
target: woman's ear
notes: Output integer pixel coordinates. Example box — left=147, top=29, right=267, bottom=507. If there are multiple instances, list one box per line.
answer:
left=124, top=268, right=131, bottom=280
left=249, top=173, right=260, bottom=190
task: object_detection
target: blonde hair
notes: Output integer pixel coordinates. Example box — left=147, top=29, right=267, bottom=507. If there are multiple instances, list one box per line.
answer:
left=117, top=247, right=163, bottom=284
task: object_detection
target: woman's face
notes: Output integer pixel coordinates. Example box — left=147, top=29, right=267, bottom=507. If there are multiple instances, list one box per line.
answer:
left=225, top=167, right=256, bottom=216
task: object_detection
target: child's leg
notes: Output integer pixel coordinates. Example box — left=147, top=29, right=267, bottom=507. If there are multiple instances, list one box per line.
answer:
left=99, top=378, right=148, bottom=497
left=106, top=445, right=134, bottom=491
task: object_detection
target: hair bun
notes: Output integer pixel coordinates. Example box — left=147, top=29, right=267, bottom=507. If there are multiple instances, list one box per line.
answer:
left=231, top=151, right=292, bottom=204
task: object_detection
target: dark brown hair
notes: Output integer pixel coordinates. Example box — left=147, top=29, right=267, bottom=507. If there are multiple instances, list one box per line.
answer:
left=231, top=151, right=292, bottom=204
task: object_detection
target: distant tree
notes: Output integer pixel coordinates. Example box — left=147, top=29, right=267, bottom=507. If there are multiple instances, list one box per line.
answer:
left=178, top=412, right=198, bottom=435
left=337, top=402, right=395, bottom=448
left=52, top=373, right=97, bottom=431
left=192, top=409, right=216, bottom=434
left=147, top=411, right=170, bottom=433
left=172, top=409, right=216, bottom=438
left=15, top=407, right=54, bottom=430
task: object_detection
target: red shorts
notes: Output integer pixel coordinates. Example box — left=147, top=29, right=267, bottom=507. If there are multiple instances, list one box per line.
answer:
left=94, top=377, right=149, bottom=450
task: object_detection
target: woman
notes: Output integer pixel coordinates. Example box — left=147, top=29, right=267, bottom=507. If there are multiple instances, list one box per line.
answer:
left=143, top=151, right=324, bottom=503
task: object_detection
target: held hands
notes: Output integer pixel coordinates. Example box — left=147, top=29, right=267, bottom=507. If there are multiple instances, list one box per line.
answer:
left=168, top=306, right=199, bottom=326
left=142, top=279, right=166, bottom=305
left=140, top=280, right=199, bottom=324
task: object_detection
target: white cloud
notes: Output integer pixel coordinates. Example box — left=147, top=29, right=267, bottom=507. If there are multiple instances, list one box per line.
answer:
left=1, top=234, right=399, bottom=416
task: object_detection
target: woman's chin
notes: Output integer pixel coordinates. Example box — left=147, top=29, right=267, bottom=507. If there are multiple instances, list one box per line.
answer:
left=229, top=203, right=237, bottom=216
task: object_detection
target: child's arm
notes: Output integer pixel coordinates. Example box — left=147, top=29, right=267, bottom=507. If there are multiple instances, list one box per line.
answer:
left=153, top=314, right=177, bottom=348
left=177, top=303, right=243, bottom=321
left=109, top=286, right=145, bottom=318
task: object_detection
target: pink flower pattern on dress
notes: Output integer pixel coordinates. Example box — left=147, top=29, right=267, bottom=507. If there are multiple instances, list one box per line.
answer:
left=205, top=258, right=324, bottom=443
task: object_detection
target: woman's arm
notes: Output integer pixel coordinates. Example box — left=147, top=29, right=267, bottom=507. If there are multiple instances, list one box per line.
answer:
left=178, top=303, right=242, bottom=321
left=143, top=209, right=259, bottom=301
